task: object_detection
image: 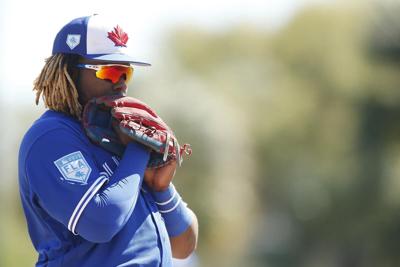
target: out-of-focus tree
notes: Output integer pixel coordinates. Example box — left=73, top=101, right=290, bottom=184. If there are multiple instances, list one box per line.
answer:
left=136, top=2, right=400, bottom=267
left=0, top=106, right=43, bottom=267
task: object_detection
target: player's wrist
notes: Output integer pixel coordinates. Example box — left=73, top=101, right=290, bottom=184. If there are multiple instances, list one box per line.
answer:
left=151, top=184, right=193, bottom=237
left=151, top=183, right=176, bottom=201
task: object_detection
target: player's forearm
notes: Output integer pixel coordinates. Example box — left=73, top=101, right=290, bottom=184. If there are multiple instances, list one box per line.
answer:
left=75, top=142, right=149, bottom=242
left=170, top=209, right=198, bottom=259
left=150, top=184, right=198, bottom=258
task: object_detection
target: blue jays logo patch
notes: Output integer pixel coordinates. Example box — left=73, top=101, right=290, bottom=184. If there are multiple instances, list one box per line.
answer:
left=66, top=34, right=81, bottom=50
left=54, top=151, right=91, bottom=184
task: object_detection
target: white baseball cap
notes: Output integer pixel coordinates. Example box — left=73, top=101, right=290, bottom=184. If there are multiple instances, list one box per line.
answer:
left=52, top=14, right=150, bottom=66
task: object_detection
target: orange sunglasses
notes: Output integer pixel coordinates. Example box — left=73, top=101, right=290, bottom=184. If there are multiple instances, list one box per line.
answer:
left=76, top=64, right=133, bottom=84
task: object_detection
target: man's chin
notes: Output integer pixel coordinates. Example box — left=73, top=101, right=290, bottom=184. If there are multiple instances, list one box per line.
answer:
left=107, top=92, right=127, bottom=97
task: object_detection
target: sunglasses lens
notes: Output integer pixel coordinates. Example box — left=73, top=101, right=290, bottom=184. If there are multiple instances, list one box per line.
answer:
left=96, top=65, right=133, bottom=83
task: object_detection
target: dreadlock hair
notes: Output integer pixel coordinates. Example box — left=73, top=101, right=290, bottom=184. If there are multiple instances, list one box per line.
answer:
left=34, top=53, right=82, bottom=119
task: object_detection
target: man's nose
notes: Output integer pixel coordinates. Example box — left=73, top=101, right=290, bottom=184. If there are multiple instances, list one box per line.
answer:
left=112, top=76, right=128, bottom=92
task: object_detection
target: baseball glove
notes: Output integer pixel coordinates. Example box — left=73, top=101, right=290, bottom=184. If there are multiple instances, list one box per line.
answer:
left=82, top=95, right=191, bottom=168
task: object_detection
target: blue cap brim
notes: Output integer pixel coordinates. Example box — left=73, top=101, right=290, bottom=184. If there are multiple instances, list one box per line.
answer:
left=85, top=53, right=151, bottom=66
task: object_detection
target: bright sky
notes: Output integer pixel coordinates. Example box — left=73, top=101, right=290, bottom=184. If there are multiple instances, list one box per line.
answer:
left=0, top=0, right=334, bottom=104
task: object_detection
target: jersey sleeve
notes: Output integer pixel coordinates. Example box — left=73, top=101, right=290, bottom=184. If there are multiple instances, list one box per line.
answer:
left=23, top=127, right=148, bottom=240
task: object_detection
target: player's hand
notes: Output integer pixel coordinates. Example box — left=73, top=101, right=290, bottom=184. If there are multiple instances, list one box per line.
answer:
left=112, top=119, right=132, bottom=145
left=144, top=160, right=177, bottom=191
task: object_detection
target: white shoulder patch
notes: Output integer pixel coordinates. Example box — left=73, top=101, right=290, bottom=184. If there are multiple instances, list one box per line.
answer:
left=54, top=151, right=91, bottom=184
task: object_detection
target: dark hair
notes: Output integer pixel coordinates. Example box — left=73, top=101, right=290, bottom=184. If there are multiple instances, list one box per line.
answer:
left=33, top=53, right=82, bottom=118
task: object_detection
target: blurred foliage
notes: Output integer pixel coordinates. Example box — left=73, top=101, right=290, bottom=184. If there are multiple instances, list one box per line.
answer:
left=4, top=1, right=400, bottom=267
left=0, top=107, right=43, bottom=267
left=154, top=2, right=400, bottom=267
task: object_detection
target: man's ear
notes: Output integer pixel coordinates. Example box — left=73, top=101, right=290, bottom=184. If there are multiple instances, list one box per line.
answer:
left=67, top=56, right=84, bottom=105
left=71, top=67, right=80, bottom=86
left=65, top=54, right=80, bottom=86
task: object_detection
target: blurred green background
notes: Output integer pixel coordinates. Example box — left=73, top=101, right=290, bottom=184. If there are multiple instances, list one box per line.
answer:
left=2, top=1, right=400, bottom=267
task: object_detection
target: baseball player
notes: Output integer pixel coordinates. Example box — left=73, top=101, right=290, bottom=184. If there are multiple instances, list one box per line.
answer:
left=18, top=14, right=198, bottom=267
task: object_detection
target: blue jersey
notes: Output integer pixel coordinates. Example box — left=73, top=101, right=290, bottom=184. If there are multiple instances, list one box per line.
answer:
left=18, top=110, right=173, bottom=267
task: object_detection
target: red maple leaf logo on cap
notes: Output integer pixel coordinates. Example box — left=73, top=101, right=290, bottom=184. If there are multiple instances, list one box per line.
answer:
left=107, top=25, right=128, bottom=47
